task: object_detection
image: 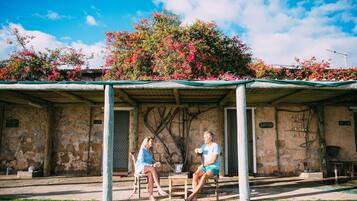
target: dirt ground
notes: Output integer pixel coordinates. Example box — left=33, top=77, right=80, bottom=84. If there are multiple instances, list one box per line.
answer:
left=0, top=175, right=357, bottom=200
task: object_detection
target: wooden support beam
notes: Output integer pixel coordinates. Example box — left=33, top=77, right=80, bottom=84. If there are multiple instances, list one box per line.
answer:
left=274, top=107, right=281, bottom=174
left=270, top=89, right=304, bottom=105
left=219, top=90, right=234, bottom=106
left=140, top=103, right=189, bottom=108
left=318, top=91, right=357, bottom=105
left=44, top=106, right=55, bottom=176
left=316, top=105, right=327, bottom=177
left=0, top=104, right=5, bottom=154
left=134, top=107, right=139, bottom=150
left=103, top=85, right=114, bottom=201
left=236, top=85, right=250, bottom=201
left=0, top=91, right=50, bottom=107
left=86, top=106, right=94, bottom=175
left=116, top=89, right=137, bottom=106
left=54, top=91, right=95, bottom=105
left=173, top=89, right=180, bottom=105
left=0, top=102, right=7, bottom=106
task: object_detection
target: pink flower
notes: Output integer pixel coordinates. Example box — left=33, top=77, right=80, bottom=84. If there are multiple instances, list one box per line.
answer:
left=152, top=12, right=162, bottom=18
left=187, top=53, right=195, bottom=62
left=19, top=51, right=35, bottom=57
left=24, top=66, right=31, bottom=73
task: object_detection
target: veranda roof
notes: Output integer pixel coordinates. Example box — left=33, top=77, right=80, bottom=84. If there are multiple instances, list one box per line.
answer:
left=0, top=80, right=356, bottom=106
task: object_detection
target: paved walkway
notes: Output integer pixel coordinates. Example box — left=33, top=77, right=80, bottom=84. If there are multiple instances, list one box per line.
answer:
left=0, top=175, right=357, bottom=200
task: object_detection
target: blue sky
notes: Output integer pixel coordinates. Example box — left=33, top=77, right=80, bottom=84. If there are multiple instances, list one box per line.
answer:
left=0, top=0, right=356, bottom=68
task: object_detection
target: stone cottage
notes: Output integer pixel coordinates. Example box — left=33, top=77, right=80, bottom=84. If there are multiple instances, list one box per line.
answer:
left=0, top=80, right=356, bottom=179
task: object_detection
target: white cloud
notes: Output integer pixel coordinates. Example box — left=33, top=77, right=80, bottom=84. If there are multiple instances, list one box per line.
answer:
left=47, top=10, right=60, bottom=20
left=34, top=10, right=72, bottom=20
left=156, top=0, right=357, bottom=67
left=61, top=36, right=72, bottom=41
left=86, top=15, right=97, bottom=26
left=0, top=23, right=105, bottom=68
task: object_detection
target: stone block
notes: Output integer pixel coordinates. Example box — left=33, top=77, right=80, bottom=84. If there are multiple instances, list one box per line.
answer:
left=17, top=171, right=32, bottom=179
left=299, top=172, right=323, bottom=179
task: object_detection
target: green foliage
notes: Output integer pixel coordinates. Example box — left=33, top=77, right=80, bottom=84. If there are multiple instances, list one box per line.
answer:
left=249, top=57, right=357, bottom=81
left=104, top=12, right=253, bottom=80
left=0, top=28, right=87, bottom=81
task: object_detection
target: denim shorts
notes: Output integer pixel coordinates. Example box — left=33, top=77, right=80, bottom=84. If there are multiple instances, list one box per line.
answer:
left=201, top=165, right=219, bottom=176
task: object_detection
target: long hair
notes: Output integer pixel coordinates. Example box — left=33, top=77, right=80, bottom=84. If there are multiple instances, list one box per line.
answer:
left=140, top=136, right=154, bottom=149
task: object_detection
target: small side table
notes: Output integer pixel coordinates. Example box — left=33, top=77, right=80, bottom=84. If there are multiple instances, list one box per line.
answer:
left=168, top=172, right=188, bottom=200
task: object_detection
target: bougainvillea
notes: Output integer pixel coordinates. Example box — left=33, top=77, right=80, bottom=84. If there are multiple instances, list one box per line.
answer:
left=249, top=57, right=357, bottom=81
left=1, top=13, right=355, bottom=81
left=103, top=12, right=253, bottom=80
left=0, top=28, right=88, bottom=81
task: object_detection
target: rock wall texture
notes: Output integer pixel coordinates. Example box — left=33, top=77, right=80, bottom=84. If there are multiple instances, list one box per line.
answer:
left=255, top=106, right=321, bottom=176
left=325, top=106, right=357, bottom=161
left=0, top=104, right=355, bottom=176
left=0, top=106, right=47, bottom=171
left=135, top=106, right=224, bottom=174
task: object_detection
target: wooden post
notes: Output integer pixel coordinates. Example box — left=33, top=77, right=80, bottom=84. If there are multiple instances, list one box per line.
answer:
left=236, top=85, right=250, bottom=201
left=87, top=106, right=94, bottom=175
left=317, top=105, right=327, bottom=177
left=274, top=107, right=281, bottom=174
left=0, top=104, right=5, bottom=153
left=103, top=85, right=114, bottom=201
left=44, top=106, right=55, bottom=176
left=134, top=106, right=139, bottom=150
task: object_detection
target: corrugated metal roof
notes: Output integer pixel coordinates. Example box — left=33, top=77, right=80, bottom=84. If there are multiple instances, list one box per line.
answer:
left=0, top=80, right=355, bottom=106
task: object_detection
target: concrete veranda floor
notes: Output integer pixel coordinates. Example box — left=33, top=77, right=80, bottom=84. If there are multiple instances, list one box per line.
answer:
left=0, top=175, right=357, bottom=200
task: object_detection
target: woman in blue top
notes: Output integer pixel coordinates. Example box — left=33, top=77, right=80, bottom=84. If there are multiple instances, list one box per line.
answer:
left=135, top=137, right=167, bottom=201
left=188, top=131, right=220, bottom=201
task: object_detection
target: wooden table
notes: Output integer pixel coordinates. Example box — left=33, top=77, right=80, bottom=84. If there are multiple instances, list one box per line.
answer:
left=168, top=172, right=188, bottom=200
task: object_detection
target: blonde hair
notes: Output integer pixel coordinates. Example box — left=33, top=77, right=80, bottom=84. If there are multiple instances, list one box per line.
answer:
left=204, top=131, right=214, bottom=140
left=141, top=136, right=154, bottom=149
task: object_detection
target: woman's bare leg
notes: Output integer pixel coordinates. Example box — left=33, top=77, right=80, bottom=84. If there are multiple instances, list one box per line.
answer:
left=144, top=166, right=167, bottom=194
left=147, top=172, right=154, bottom=195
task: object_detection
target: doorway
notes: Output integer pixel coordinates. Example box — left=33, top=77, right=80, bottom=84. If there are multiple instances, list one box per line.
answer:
left=224, top=108, right=256, bottom=176
left=113, top=110, right=130, bottom=172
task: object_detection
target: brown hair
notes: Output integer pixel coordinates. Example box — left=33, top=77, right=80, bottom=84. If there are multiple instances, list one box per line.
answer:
left=140, top=136, right=155, bottom=148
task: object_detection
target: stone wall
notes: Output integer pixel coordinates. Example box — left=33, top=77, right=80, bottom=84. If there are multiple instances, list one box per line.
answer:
left=255, top=107, right=279, bottom=175
left=0, top=106, right=47, bottom=171
left=255, top=106, right=320, bottom=176
left=0, top=104, right=355, bottom=177
left=135, top=106, right=224, bottom=174
left=325, top=106, right=357, bottom=161
left=54, top=106, right=88, bottom=174
left=0, top=105, right=104, bottom=175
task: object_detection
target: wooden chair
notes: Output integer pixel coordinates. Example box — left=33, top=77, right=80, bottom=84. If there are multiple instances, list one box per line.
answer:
left=210, top=175, right=219, bottom=200
left=128, top=152, right=148, bottom=199
left=198, top=154, right=219, bottom=200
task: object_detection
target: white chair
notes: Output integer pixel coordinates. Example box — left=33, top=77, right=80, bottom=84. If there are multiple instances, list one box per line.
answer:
left=128, top=152, right=148, bottom=199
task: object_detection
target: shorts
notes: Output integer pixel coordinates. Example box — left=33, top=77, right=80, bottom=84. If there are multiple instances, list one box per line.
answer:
left=201, top=165, right=219, bottom=176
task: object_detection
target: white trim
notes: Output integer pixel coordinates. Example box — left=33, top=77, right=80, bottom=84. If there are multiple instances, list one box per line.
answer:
left=0, top=84, right=103, bottom=91
left=252, top=108, right=257, bottom=174
left=224, top=107, right=257, bottom=175
left=114, top=107, right=134, bottom=111
left=101, top=107, right=134, bottom=111
left=224, top=108, right=228, bottom=175
left=0, top=81, right=356, bottom=91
